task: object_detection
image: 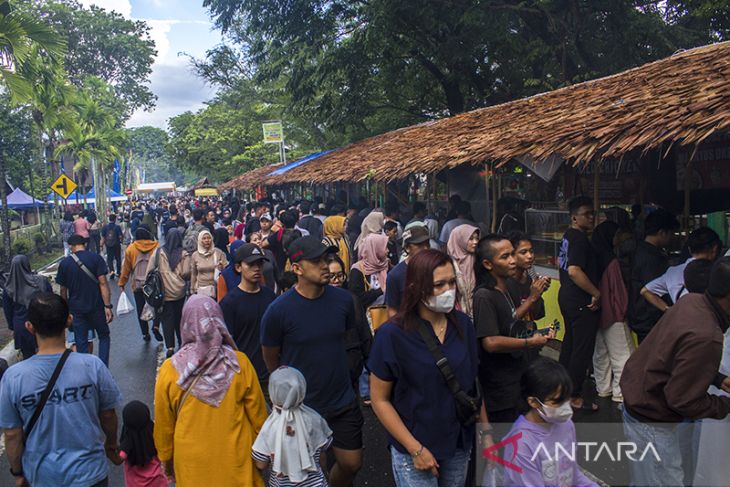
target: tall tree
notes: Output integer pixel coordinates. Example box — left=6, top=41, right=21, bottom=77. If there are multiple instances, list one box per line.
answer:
left=126, top=126, right=185, bottom=185
left=0, top=0, right=65, bottom=264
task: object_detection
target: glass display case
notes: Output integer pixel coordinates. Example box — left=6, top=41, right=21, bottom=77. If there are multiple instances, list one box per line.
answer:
left=525, top=208, right=571, bottom=268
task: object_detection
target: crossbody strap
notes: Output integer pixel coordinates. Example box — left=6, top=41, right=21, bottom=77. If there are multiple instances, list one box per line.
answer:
left=416, top=322, right=465, bottom=398
left=70, top=253, right=99, bottom=284
left=25, top=349, right=71, bottom=439
left=176, top=360, right=215, bottom=417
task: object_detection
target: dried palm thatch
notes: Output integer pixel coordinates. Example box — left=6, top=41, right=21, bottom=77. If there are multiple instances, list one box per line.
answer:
left=219, top=163, right=284, bottom=191
left=267, top=41, right=730, bottom=184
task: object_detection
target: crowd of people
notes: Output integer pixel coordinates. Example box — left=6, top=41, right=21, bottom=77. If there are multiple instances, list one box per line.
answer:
left=1, top=192, right=730, bottom=487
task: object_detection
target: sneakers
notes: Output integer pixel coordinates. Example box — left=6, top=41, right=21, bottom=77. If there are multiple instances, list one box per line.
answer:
left=166, top=348, right=175, bottom=358
left=143, top=334, right=151, bottom=342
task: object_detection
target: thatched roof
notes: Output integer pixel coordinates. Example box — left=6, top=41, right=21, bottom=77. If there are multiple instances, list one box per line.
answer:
left=219, top=163, right=284, bottom=191
left=266, top=41, right=730, bottom=184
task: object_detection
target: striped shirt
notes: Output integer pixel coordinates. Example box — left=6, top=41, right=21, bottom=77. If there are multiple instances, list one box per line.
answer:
left=252, top=438, right=332, bottom=487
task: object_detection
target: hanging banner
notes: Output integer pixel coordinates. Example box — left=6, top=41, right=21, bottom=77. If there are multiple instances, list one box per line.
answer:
left=113, top=159, right=121, bottom=193
left=262, top=121, right=284, bottom=144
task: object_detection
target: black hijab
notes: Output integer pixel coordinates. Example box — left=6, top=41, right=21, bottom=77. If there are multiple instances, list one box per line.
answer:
left=592, top=221, right=620, bottom=280
left=163, top=227, right=184, bottom=271
left=3, top=255, right=46, bottom=307
left=120, top=400, right=157, bottom=467
left=214, top=228, right=230, bottom=255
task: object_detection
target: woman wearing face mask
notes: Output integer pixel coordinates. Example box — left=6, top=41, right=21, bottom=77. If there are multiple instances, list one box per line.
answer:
left=501, top=357, right=597, bottom=487
left=369, top=249, right=491, bottom=486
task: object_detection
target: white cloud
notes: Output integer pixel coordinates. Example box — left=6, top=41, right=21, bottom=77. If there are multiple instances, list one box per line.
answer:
left=78, top=0, right=132, bottom=17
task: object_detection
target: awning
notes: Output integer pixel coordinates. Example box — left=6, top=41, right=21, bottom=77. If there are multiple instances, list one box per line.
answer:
left=194, top=187, right=219, bottom=196
left=268, top=151, right=332, bottom=176
left=137, top=182, right=177, bottom=193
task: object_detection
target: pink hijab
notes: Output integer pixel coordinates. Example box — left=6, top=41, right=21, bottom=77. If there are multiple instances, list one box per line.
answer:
left=352, top=233, right=389, bottom=292
left=447, top=224, right=479, bottom=294
left=171, top=295, right=240, bottom=408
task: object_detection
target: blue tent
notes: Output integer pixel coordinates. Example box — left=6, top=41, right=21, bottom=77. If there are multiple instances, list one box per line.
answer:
left=47, top=190, right=82, bottom=203
left=85, top=187, right=126, bottom=201
left=267, top=151, right=333, bottom=176
left=1, top=188, right=45, bottom=209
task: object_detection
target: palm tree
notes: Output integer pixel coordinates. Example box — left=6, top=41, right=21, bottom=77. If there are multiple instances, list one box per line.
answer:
left=0, top=0, right=65, bottom=265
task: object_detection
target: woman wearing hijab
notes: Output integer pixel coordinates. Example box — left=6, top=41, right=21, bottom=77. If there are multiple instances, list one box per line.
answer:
left=349, top=233, right=389, bottom=315
left=154, top=295, right=268, bottom=486
left=446, top=224, right=480, bottom=318
left=214, top=227, right=231, bottom=261
left=2, top=255, right=52, bottom=359
left=190, top=229, right=228, bottom=299
left=354, top=211, right=384, bottom=254
left=592, top=220, right=620, bottom=282
left=323, top=215, right=351, bottom=270
left=149, top=227, right=190, bottom=357
left=252, top=366, right=332, bottom=486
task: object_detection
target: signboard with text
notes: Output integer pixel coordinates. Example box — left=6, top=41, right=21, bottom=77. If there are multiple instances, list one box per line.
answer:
left=262, top=122, right=284, bottom=144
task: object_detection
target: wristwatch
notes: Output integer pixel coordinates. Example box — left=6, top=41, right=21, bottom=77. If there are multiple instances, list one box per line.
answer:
left=10, top=466, right=23, bottom=477
left=104, top=304, right=113, bottom=310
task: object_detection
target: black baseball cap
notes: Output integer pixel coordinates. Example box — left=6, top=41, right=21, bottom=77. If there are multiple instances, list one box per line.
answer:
left=287, top=236, right=338, bottom=263
left=234, top=243, right=270, bottom=264
left=402, top=225, right=430, bottom=245
left=67, top=234, right=88, bottom=246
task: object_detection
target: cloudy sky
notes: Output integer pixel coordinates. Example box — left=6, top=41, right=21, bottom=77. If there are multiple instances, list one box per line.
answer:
left=79, top=0, right=222, bottom=129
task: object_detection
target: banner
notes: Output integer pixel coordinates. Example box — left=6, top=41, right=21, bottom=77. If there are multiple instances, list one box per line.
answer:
left=262, top=121, right=284, bottom=144
left=113, top=159, right=121, bottom=193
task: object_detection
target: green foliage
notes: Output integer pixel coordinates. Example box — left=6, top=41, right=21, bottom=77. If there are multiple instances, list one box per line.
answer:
left=31, top=231, right=46, bottom=253
left=11, top=237, right=31, bottom=256
left=199, top=0, right=726, bottom=147
left=22, top=0, right=156, bottom=117
left=125, top=126, right=185, bottom=185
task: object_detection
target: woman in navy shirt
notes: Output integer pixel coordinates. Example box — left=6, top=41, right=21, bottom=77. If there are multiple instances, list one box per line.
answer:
left=369, top=249, right=492, bottom=486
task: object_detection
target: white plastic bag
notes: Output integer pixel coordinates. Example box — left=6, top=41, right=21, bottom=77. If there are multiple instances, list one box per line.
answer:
left=140, top=302, right=156, bottom=321
left=117, top=292, right=134, bottom=315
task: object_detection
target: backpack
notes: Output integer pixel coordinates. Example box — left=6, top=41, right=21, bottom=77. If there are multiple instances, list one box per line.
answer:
left=132, top=250, right=153, bottom=291
left=104, top=225, right=119, bottom=248
left=183, top=224, right=203, bottom=254
left=142, top=249, right=165, bottom=310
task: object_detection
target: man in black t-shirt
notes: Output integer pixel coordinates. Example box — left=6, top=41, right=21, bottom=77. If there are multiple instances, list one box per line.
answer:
left=628, top=208, right=679, bottom=342
left=220, top=244, right=276, bottom=390
left=557, top=196, right=600, bottom=411
left=473, top=234, right=551, bottom=425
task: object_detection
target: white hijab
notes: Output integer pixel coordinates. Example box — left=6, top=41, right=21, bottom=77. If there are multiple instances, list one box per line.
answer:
left=252, top=367, right=332, bottom=483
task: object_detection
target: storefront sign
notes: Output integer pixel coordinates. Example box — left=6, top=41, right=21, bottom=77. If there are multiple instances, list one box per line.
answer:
left=262, top=122, right=284, bottom=144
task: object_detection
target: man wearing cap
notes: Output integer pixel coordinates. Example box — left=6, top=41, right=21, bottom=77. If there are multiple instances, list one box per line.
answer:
left=55, top=234, right=114, bottom=366
left=261, top=236, right=363, bottom=487
left=220, top=244, right=276, bottom=391
left=384, top=224, right=432, bottom=317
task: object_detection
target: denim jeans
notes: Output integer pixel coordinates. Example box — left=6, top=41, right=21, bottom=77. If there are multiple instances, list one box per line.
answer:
left=622, top=407, right=683, bottom=486
left=72, top=308, right=110, bottom=366
left=391, top=445, right=471, bottom=487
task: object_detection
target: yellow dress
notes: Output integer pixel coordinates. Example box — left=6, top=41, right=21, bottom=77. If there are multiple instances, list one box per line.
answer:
left=154, top=351, right=267, bottom=487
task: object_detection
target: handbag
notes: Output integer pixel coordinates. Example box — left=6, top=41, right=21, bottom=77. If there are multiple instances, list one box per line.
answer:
left=25, top=349, right=71, bottom=438
left=417, top=321, right=482, bottom=426
left=359, top=262, right=389, bottom=331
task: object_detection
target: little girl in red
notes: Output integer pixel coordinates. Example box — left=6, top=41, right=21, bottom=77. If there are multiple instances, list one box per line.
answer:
left=119, top=400, right=169, bottom=487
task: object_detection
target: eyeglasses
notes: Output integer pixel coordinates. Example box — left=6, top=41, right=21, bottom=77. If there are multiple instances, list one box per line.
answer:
left=330, top=272, right=346, bottom=282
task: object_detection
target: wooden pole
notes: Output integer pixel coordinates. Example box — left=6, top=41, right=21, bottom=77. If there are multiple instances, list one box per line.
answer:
left=593, top=161, right=600, bottom=226
left=484, top=163, right=491, bottom=231
left=491, top=164, right=498, bottom=232
left=683, top=158, right=693, bottom=231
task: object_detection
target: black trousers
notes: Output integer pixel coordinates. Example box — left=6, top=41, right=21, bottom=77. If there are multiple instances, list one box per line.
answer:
left=160, top=298, right=184, bottom=350
left=106, top=245, right=122, bottom=275
left=558, top=302, right=599, bottom=398
left=133, top=289, right=159, bottom=337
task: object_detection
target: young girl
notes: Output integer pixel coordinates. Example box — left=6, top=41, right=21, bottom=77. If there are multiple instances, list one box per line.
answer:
left=118, top=400, right=169, bottom=487
left=252, top=366, right=333, bottom=486
left=501, top=357, right=597, bottom=487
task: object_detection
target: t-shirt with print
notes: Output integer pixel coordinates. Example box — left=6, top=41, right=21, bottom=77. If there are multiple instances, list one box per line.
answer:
left=473, top=286, right=527, bottom=413
left=384, top=261, right=408, bottom=311
left=55, top=250, right=108, bottom=314
left=558, top=228, right=597, bottom=310
left=0, top=352, right=122, bottom=487
left=260, top=285, right=357, bottom=415
left=220, top=286, right=277, bottom=387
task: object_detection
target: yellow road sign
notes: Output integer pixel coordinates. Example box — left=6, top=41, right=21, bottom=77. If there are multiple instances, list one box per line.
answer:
left=50, top=174, right=77, bottom=200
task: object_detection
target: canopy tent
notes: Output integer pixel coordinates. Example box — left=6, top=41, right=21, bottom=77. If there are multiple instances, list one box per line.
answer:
left=137, top=182, right=177, bottom=193
left=0, top=188, right=45, bottom=209
left=86, top=187, right=127, bottom=202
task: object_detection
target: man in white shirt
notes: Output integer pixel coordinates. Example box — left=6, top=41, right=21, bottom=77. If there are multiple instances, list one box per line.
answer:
left=641, top=227, right=721, bottom=310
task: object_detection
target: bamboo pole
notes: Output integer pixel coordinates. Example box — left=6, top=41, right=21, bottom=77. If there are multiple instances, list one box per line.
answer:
left=683, top=158, right=693, bottom=232
left=593, top=161, right=600, bottom=226
left=484, top=163, right=491, bottom=231
left=491, top=164, right=498, bottom=232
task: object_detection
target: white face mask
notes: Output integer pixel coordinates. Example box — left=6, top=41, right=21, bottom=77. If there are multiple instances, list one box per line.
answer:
left=423, top=289, right=456, bottom=314
left=536, top=399, right=573, bottom=424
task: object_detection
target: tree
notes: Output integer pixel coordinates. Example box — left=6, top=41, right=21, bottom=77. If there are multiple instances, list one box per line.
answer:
left=22, top=0, right=156, bottom=117
left=200, top=0, right=723, bottom=145
left=126, top=126, right=185, bottom=185
left=0, top=0, right=65, bottom=265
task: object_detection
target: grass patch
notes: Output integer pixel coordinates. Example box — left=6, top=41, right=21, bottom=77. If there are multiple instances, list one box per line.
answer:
left=29, top=248, right=65, bottom=271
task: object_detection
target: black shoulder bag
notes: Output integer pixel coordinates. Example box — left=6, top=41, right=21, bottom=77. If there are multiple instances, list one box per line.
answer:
left=25, top=349, right=71, bottom=439
left=417, top=322, right=482, bottom=426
